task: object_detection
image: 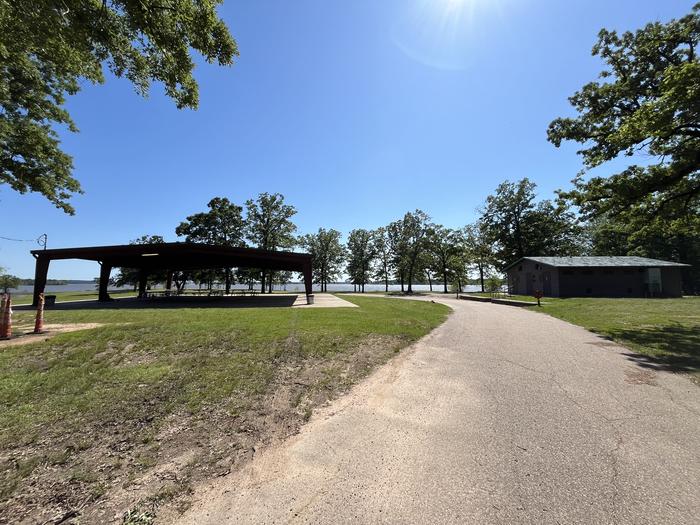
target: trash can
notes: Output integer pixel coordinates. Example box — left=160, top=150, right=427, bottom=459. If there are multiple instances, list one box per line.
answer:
left=45, top=295, right=57, bottom=307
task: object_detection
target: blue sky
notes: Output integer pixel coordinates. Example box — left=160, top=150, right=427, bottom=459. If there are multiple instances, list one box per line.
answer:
left=1, top=0, right=693, bottom=279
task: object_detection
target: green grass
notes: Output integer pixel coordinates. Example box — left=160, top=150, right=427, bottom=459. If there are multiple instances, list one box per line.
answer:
left=465, top=293, right=699, bottom=379
left=0, top=295, right=449, bottom=520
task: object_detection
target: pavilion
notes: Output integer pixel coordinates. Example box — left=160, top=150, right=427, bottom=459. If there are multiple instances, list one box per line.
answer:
left=30, top=243, right=313, bottom=306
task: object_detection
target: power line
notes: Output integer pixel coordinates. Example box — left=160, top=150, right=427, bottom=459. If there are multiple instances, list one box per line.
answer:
left=0, top=234, right=48, bottom=248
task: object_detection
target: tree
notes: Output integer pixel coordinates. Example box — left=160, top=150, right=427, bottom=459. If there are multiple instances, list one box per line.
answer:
left=372, top=227, right=393, bottom=293
left=245, top=193, right=298, bottom=293
left=588, top=207, right=700, bottom=293
left=387, top=210, right=431, bottom=294
left=463, top=223, right=496, bottom=293
left=113, top=235, right=166, bottom=290
left=176, top=197, right=245, bottom=293
left=299, top=228, right=345, bottom=292
left=547, top=4, right=700, bottom=220
left=480, top=179, right=584, bottom=269
left=1, top=1, right=238, bottom=214
left=0, top=268, right=20, bottom=293
left=347, top=229, right=376, bottom=292
left=426, top=225, right=459, bottom=293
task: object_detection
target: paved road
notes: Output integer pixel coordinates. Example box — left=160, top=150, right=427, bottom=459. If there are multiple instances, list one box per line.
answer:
left=177, top=296, right=700, bottom=524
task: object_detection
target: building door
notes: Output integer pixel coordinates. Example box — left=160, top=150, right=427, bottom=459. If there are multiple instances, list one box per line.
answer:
left=543, top=272, right=552, bottom=296
left=526, top=273, right=533, bottom=295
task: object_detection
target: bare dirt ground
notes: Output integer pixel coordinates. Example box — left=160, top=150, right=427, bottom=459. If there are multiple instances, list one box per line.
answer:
left=0, top=323, right=103, bottom=348
left=174, top=295, right=700, bottom=525
left=0, top=333, right=407, bottom=525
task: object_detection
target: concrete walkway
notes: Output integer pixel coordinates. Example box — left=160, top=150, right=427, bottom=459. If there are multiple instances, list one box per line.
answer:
left=176, top=296, right=699, bottom=524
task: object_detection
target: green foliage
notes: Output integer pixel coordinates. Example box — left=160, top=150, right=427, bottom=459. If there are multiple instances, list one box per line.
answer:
left=0, top=269, right=20, bottom=293
left=588, top=208, right=700, bottom=293
left=299, top=228, right=345, bottom=291
left=426, top=226, right=460, bottom=293
left=346, top=229, right=376, bottom=291
left=480, top=178, right=584, bottom=269
left=548, top=4, right=700, bottom=219
left=463, top=222, right=496, bottom=292
left=387, top=210, right=432, bottom=293
left=0, top=0, right=238, bottom=214
left=371, top=227, right=393, bottom=291
left=245, top=193, right=297, bottom=251
left=176, top=198, right=245, bottom=247
left=176, top=197, right=246, bottom=292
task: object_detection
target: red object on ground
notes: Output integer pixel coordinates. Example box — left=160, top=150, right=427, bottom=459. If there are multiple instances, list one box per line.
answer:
left=34, top=293, right=45, bottom=334
left=0, top=293, right=12, bottom=339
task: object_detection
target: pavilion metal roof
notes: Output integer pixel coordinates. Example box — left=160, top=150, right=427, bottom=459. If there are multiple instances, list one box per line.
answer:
left=504, top=256, right=691, bottom=271
left=31, top=242, right=312, bottom=272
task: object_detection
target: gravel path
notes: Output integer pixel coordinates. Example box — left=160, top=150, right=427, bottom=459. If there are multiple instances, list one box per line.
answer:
left=175, top=296, right=700, bottom=524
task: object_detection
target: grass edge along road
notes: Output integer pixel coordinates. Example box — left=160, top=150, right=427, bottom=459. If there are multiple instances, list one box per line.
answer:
left=0, top=295, right=450, bottom=524
left=468, top=294, right=699, bottom=382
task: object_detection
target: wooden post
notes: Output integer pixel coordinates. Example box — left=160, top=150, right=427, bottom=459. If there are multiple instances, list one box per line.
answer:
left=138, top=270, right=148, bottom=299
left=32, top=256, right=50, bottom=307
left=303, top=262, right=313, bottom=304
left=98, top=263, right=112, bottom=302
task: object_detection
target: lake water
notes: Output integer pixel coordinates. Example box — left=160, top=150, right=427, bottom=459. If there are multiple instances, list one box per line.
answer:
left=11, top=282, right=484, bottom=294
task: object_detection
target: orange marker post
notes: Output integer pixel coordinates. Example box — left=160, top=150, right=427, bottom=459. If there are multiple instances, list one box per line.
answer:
left=34, top=293, right=45, bottom=334
left=0, top=294, right=5, bottom=337
left=0, top=293, right=11, bottom=340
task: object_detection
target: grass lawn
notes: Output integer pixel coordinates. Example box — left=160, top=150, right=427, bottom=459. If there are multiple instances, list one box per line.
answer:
left=465, top=293, right=700, bottom=380
left=0, top=295, right=449, bottom=523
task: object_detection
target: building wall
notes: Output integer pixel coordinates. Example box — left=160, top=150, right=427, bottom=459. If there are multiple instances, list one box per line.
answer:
left=661, top=267, right=684, bottom=297
left=507, top=262, right=685, bottom=298
left=558, top=267, right=683, bottom=297
left=507, top=260, right=559, bottom=297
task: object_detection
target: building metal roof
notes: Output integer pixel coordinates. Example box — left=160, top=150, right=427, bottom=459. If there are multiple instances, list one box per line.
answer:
left=504, top=256, right=691, bottom=271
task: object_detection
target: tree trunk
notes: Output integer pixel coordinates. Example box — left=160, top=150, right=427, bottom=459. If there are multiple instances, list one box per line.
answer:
left=261, top=270, right=266, bottom=293
left=428, top=271, right=432, bottom=292
left=479, top=263, right=485, bottom=292
left=225, top=268, right=231, bottom=294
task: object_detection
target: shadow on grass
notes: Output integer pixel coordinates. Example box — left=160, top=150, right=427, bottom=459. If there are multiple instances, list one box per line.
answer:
left=14, top=295, right=299, bottom=311
left=607, top=323, right=700, bottom=374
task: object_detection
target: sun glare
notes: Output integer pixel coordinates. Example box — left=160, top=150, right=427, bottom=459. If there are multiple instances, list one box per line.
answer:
left=392, top=0, right=506, bottom=70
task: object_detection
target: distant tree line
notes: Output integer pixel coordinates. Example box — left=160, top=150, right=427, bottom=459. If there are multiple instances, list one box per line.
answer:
left=108, top=175, right=698, bottom=295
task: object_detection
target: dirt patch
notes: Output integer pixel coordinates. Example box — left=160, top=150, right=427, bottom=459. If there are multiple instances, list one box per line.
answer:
left=624, top=368, right=658, bottom=386
left=0, top=323, right=102, bottom=348
left=0, top=334, right=406, bottom=524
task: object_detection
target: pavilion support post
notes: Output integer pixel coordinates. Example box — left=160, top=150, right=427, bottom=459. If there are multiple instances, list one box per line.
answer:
left=98, top=263, right=113, bottom=302
left=138, top=270, right=148, bottom=299
left=32, top=256, right=50, bottom=307
left=166, top=271, right=173, bottom=291
left=303, top=262, right=313, bottom=304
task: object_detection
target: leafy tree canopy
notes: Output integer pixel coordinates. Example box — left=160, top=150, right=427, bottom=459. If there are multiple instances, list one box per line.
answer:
left=548, top=4, right=700, bottom=219
left=480, top=178, right=584, bottom=269
left=299, top=228, right=345, bottom=291
left=0, top=0, right=238, bottom=214
left=176, top=197, right=245, bottom=246
left=245, top=193, right=297, bottom=251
